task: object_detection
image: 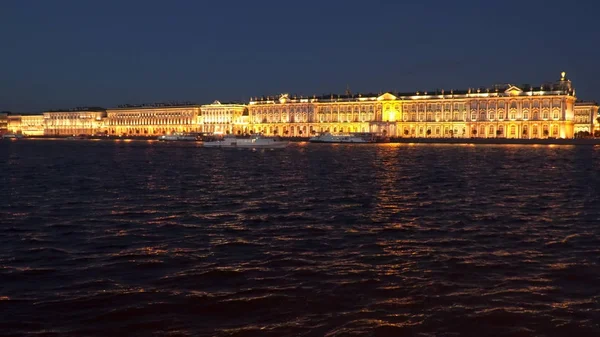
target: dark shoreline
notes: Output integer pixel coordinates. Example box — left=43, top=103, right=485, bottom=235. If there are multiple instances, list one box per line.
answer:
left=11, top=135, right=600, bottom=146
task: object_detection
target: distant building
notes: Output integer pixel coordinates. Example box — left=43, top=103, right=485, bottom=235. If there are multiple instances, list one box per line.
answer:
left=43, top=108, right=107, bottom=136
left=106, top=105, right=201, bottom=136
left=7, top=115, right=22, bottom=134
left=596, top=111, right=600, bottom=135
left=200, top=101, right=249, bottom=135
left=248, top=94, right=318, bottom=136
left=0, top=112, right=8, bottom=134
left=7, top=71, right=597, bottom=139
left=1, top=113, right=45, bottom=136
left=573, top=102, right=599, bottom=136
left=20, top=114, right=45, bottom=136
left=248, top=72, right=583, bottom=139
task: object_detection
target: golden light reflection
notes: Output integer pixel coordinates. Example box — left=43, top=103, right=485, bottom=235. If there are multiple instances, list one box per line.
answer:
left=139, top=247, right=168, bottom=255
left=114, top=230, right=128, bottom=236
left=378, top=142, right=401, bottom=148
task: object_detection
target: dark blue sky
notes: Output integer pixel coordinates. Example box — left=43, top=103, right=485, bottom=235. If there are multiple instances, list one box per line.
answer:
left=1, top=0, right=599, bottom=112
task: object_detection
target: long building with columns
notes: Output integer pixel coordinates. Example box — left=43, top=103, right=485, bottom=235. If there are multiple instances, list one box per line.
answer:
left=43, top=108, right=107, bottom=136
left=2, top=72, right=598, bottom=139
left=248, top=72, right=595, bottom=139
left=574, top=102, right=599, bottom=135
left=200, top=101, right=249, bottom=135
left=105, top=105, right=201, bottom=136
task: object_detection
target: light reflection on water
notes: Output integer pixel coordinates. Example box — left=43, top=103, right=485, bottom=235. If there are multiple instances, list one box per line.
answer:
left=0, top=140, right=599, bottom=336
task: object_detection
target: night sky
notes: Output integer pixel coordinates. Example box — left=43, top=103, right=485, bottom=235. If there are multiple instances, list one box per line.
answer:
left=1, top=0, right=599, bottom=113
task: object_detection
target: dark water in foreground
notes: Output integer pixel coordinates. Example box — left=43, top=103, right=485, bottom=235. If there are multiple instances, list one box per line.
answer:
left=1, top=140, right=600, bottom=337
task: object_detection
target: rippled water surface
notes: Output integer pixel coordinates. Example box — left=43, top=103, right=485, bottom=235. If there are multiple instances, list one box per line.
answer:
left=1, top=139, right=600, bottom=336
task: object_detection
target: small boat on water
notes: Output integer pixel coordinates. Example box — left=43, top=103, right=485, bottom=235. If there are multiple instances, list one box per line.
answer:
left=203, top=134, right=289, bottom=148
left=2, top=133, right=24, bottom=139
left=157, top=133, right=199, bottom=141
left=309, top=132, right=370, bottom=143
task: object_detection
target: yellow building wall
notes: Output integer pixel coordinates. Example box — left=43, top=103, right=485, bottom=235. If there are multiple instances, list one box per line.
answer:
left=20, top=115, right=45, bottom=136
left=106, top=106, right=201, bottom=136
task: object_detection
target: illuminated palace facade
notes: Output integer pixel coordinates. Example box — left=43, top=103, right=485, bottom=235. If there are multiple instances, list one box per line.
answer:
left=249, top=73, right=595, bottom=139
left=43, top=109, right=107, bottom=136
left=1, top=73, right=598, bottom=138
left=574, top=102, right=599, bottom=134
left=200, top=101, right=249, bottom=135
left=105, top=105, right=202, bottom=135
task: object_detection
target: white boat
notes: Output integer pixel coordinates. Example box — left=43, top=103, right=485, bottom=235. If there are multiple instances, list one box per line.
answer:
left=203, top=134, right=289, bottom=148
left=157, top=133, right=198, bottom=141
left=309, top=132, right=370, bottom=143
left=2, top=133, right=24, bottom=139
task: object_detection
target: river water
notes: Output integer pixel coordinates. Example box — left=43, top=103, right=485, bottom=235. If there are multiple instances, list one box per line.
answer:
left=1, top=140, right=599, bottom=336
